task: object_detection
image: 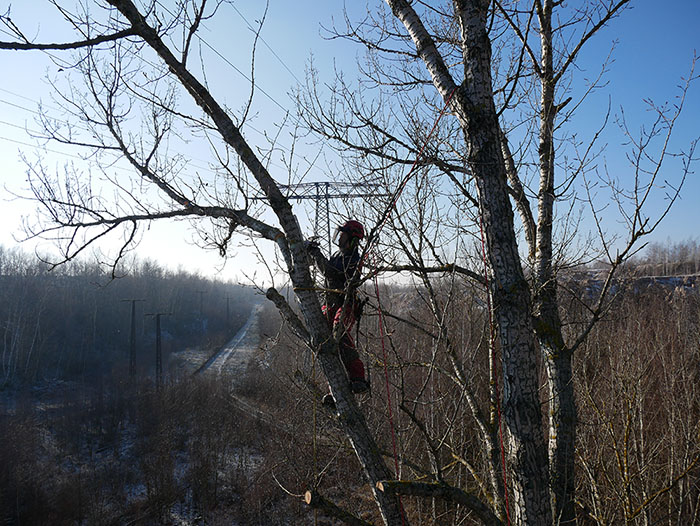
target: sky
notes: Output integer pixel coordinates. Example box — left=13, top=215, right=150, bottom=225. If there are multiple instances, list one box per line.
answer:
left=0, top=1, right=698, bottom=283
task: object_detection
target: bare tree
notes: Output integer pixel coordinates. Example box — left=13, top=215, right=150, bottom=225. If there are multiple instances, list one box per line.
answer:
left=1, top=1, right=697, bottom=525
left=576, top=287, right=700, bottom=525
left=0, top=1, right=406, bottom=524
left=294, top=1, right=697, bottom=525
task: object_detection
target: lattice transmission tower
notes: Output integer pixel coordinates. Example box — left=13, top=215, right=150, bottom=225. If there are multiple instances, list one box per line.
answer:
left=278, top=181, right=387, bottom=254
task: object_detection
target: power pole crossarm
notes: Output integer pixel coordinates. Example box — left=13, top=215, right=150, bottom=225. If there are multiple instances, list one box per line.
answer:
left=255, top=181, right=390, bottom=254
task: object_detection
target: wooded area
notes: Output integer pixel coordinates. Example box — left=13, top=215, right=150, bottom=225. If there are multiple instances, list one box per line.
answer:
left=0, top=246, right=255, bottom=385
left=631, top=240, right=700, bottom=277
left=1, top=264, right=697, bottom=525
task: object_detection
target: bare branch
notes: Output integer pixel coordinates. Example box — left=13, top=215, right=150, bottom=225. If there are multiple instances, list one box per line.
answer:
left=0, top=28, right=137, bottom=51
left=377, top=480, right=502, bottom=526
left=266, top=286, right=311, bottom=343
left=303, top=490, right=375, bottom=526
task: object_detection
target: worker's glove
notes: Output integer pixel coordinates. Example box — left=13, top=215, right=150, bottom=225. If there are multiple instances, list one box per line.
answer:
left=304, top=239, right=320, bottom=251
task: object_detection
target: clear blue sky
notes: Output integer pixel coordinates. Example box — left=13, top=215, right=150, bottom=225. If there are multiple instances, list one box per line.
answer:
left=0, top=1, right=697, bottom=280
left=570, top=2, right=699, bottom=248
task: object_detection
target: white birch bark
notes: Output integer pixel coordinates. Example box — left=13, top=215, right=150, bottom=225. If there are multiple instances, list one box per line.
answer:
left=386, top=0, right=553, bottom=523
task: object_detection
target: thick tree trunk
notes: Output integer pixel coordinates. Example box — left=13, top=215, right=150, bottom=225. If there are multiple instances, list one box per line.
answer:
left=386, top=0, right=553, bottom=523
left=454, top=3, right=552, bottom=524
left=470, top=122, right=551, bottom=525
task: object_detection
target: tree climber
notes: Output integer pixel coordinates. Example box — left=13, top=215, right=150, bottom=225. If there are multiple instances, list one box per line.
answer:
left=306, top=220, right=370, bottom=406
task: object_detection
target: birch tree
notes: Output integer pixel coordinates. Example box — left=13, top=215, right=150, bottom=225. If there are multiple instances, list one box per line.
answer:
left=296, top=1, right=697, bottom=525
left=1, top=1, right=696, bottom=525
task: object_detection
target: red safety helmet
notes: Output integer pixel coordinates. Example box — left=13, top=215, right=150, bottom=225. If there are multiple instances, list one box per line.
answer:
left=338, top=220, right=365, bottom=239
left=334, top=220, right=365, bottom=245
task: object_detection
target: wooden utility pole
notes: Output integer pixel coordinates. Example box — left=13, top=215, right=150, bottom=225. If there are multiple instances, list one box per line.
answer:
left=121, top=299, right=144, bottom=379
left=195, top=290, right=207, bottom=316
left=195, top=290, right=207, bottom=335
left=145, top=312, right=170, bottom=390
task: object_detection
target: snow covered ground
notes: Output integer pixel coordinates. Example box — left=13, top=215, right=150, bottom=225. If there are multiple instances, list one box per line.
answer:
left=196, top=303, right=263, bottom=379
left=1, top=302, right=286, bottom=525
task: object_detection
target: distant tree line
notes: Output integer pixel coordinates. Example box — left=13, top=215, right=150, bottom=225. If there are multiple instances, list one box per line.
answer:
left=0, top=246, right=257, bottom=386
left=632, top=239, right=700, bottom=276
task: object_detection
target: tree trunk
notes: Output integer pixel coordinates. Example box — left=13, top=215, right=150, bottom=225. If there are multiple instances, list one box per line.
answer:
left=535, top=2, right=577, bottom=523
left=454, top=3, right=552, bottom=524
left=536, top=302, right=576, bottom=525
left=317, top=345, right=406, bottom=525
left=386, top=0, right=553, bottom=523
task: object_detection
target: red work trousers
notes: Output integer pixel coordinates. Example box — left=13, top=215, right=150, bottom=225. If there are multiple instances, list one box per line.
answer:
left=322, top=304, right=365, bottom=381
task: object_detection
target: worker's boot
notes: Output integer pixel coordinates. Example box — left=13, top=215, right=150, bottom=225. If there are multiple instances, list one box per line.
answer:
left=347, top=358, right=369, bottom=393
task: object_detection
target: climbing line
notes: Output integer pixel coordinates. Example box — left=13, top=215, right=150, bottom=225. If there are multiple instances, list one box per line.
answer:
left=362, top=87, right=458, bottom=526
left=312, top=349, right=319, bottom=526
left=358, top=82, right=512, bottom=523
left=478, top=215, right=512, bottom=526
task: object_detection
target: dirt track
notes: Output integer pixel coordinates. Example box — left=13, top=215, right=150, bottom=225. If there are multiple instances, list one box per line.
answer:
left=197, top=303, right=263, bottom=378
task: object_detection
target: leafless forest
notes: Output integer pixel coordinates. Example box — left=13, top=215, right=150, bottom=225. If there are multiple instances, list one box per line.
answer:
left=0, top=246, right=256, bottom=385
left=1, top=243, right=698, bottom=525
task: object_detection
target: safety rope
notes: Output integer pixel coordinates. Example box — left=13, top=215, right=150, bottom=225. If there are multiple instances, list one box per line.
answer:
left=311, top=344, right=320, bottom=526
left=478, top=216, right=512, bottom=525
left=362, top=87, right=458, bottom=526
left=359, top=81, right=512, bottom=524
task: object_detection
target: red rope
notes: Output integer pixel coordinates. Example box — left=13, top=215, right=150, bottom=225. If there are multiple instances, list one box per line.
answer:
left=364, top=87, right=457, bottom=526
left=478, top=215, right=512, bottom=526
left=361, top=84, right=513, bottom=523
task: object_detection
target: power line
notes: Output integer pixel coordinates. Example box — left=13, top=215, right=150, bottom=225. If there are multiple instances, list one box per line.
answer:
left=153, top=0, right=291, bottom=115
left=3, top=4, right=295, bottom=137
left=1, top=2, right=312, bottom=166
left=0, top=87, right=61, bottom=109
left=0, top=95, right=293, bottom=178
left=0, top=4, right=332, bottom=203
left=229, top=3, right=302, bottom=84
left=0, top=133, right=87, bottom=160
left=0, top=117, right=51, bottom=137
left=0, top=97, right=44, bottom=116
left=0, top=50, right=308, bottom=178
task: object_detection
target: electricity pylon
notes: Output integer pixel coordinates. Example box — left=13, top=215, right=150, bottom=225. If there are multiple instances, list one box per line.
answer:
left=145, top=312, right=170, bottom=390
left=121, top=299, right=144, bottom=379
left=278, top=181, right=387, bottom=254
